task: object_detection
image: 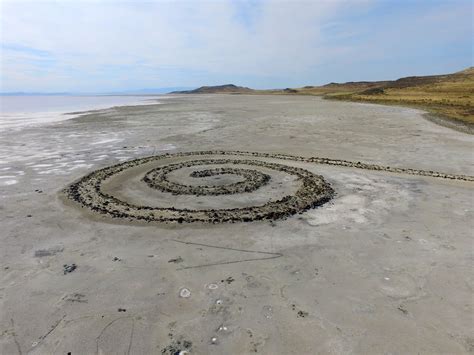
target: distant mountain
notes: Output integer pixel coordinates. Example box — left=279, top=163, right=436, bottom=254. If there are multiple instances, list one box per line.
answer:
left=106, top=87, right=193, bottom=95
left=171, top=84, right=254, bottom=94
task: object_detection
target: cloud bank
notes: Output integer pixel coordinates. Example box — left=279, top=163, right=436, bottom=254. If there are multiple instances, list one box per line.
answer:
left=1, top=0, right=472, bottom=92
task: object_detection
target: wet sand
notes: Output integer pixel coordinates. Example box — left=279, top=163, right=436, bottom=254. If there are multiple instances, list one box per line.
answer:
left=1, top=95, right=473, bottom=354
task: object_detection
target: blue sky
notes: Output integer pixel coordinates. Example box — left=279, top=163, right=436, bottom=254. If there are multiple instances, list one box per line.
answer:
left=0, top=0, right=472, bottom=92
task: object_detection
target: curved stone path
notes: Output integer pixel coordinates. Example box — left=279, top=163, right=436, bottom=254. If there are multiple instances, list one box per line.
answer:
left=63, top=150, right=473, bottom=224
left=143, top=160, right=271, bottom=196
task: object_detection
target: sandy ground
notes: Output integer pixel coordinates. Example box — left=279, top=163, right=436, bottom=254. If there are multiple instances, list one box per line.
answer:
left=0, top=95, right=473, bottom=354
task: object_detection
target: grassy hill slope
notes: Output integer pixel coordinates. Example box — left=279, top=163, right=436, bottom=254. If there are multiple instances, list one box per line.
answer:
left=171, top=84, right=253, bottom=94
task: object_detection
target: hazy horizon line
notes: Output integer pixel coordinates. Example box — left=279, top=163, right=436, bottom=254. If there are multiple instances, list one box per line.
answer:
left=1, top=64, right=471, bottom=96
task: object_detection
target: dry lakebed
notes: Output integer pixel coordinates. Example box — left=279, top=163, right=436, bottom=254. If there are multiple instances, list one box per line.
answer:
left=1, top=95, right=473, bottom=354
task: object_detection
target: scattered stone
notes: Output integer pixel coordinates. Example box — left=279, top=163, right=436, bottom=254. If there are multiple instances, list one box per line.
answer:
left=463, top=337, right=474, bottom=353
left=63, top=264, right=77, bottom=274
left=64, top=293, right=87, bottom=303
left=118, top=308, right=127, bottom=312
left=397, top=304, right=408, bottom=315
left=291, top=304, right=308, bottom=318
left=34, top=246, right=64, bottom=257
left=221, top=276, right=234, bottom=284
left=297, top=310, right=309, bottom=318
left=168, top=256, right=183, bottom=264
left=161, top=338, right=192, bottom=355
left=262, top=305, right=273, bottom=319
left=179, top=288, right=191, bottom=298
left=112, top=256, right=121, bottom=262
left=246, top=329, right=254, bottom=338
left=211, top=337, right=218, bottom=344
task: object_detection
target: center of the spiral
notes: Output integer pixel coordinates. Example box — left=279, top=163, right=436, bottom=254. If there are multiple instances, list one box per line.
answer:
left=189, top=168, right=246, bottom=186
left=143, top=161, right=271, bottom=196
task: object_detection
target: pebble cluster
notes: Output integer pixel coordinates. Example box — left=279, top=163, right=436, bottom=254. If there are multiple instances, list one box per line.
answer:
left=64, top=150, right=473, bottom=224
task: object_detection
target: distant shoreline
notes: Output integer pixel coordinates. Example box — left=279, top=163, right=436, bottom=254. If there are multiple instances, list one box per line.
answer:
left=0, top=95, right=162, bottom=130
left=171, top=67, right=474, bottom=128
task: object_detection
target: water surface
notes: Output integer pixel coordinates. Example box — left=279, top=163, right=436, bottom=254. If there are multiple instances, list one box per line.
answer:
left=0, top=95, right=161, bottom=130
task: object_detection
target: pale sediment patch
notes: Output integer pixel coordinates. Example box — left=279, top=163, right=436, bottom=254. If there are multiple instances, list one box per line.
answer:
left=90, top=138, right=123, bottom=145
left=0, top=179, right=18, bottom=186
left=304, top=173, right=412, bottom=227
left=305, top=194, right=370, bottom=226
left=32, top=164, right=54, bottom=169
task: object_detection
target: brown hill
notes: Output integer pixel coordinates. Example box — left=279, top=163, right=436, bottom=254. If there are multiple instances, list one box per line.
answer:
left=171, top=84, right=254, bottom=94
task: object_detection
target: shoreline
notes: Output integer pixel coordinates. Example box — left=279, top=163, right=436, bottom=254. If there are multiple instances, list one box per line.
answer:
left=323, top=94, right=474, bottom=134
left=0, top=95, right=163, bottom=131
left=169, top=92, right=474, bottom=134
left=324, top=95, right=474, bottom=134
left=421, top=112, right=473, bottom=134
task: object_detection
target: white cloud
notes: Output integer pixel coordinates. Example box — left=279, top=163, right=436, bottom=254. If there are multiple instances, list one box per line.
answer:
left=0, top=0, right=471, bottom=91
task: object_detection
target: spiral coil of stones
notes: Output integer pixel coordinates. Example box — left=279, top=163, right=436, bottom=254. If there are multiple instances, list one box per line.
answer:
left=143, top=160, right=271, bottom=196
left=64, top=155, right=334, bottom=224
left=64, top=150, right=473, bottom=224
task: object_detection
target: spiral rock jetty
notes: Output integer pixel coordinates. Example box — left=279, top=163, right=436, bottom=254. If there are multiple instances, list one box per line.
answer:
left=63, top=150, right=473, bottom=224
